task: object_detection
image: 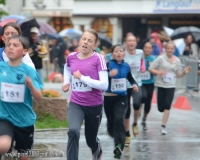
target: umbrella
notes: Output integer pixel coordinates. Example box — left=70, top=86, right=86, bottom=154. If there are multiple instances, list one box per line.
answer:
left=59, top=28, right=82, bottom=39
left=173, top=38, right=186, bottom=56
left=98, top=33, right=112, bottom=49
left=38, top=21, right=57, bottom=35
left=0, top=19, right=18, bottom=27
left=0, top=15, right=27, bottom=25
left=1, top=15, right=25, bottom=21
left=43, top=33, right=60, bottom=40
left=20, top=18, right=40, bottom=38
left=163, top=26, right=174, bottom=37
left=171, top=26, right=200, bottom=42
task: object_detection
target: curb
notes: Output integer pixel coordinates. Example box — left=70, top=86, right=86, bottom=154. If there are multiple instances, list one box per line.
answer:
left=35, top=128, right=69, bottom=132
left=35, top=125, right=85, bottom=132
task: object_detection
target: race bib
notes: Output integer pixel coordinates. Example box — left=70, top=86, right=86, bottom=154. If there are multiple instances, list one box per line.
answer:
left=111, top=78, right=126, bottom=92
left=141, top=71, right=150, bottom=80
left=130, top=62, right=141, bottom=73
left=162, top=73, right=174, bottom=83
left=72, top=76, right=92, bottom=92
left=1, top=82, right=25, bottom=102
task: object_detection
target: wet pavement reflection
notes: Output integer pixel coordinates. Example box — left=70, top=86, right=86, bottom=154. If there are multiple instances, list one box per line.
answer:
left=32, top=85, right=200, bottom=160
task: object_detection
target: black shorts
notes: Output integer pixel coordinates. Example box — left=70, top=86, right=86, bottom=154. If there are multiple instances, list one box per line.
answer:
left=0, top=119, right=34, bottom=152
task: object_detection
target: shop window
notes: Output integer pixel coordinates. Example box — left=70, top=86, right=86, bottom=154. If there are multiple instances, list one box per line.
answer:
left=49, top=17, right=73, bottom=32
left=80, top=25, right=85, bottom=32
left=92, top=18, right=113, bottom=39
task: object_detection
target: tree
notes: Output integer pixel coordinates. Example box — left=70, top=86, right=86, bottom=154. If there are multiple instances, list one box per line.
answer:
left=0, top=0, right=8, bottom=18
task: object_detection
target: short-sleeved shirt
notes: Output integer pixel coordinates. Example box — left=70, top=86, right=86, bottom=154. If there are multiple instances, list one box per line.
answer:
left=67, top=51, right=107, bottom=106
left=149, top=54, right=182, bottom=88
left=124, top=49, right=144, bottom=87
left=0, top=62, right=43, bottom=127
left=142, top=55, right=155, bottom=84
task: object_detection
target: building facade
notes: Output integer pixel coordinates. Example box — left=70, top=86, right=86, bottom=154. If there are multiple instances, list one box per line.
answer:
left=6, top=0, right=200, bottom=44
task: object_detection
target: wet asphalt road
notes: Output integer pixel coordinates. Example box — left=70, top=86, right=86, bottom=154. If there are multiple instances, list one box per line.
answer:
left=31, top=83, right=200, bottom=160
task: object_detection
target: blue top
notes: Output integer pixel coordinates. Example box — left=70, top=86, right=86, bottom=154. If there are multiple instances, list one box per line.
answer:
left=0, top=47, right=4, bottom=61
left=142, top=55, right=155, bottom=84
left=106, top=60, right=137, bottom=96
left=106, top=53, right=112, bottom=62
left=151, top=43, right=160, bottom=56
left=173, top=47, right=180, bottom=57
left=0, top=62, right=43, bottom=127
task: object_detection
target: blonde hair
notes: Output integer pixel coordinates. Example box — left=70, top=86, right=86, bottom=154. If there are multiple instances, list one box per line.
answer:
left=164, top=41, right=175, bottom=49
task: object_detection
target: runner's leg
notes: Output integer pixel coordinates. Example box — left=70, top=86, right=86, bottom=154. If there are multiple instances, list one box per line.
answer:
left=104, top=96, right=114, bottom=137
left=132, top=86, right=142, bottom=136
left=67, top=102, right=85, bottom=160
left=162, top=88, right=175, bottom=126
left=0, top=120, right=14, bottom=154
left=143, top=84, right=154, bottom=120
left=113, top=96, right=127, bottom=148
left=124, top=88, right=132, bottom=133
left=124, top=88, right=132, bottom=146
left=157, top=87, right=165, bottom=112
left=84, top=104, right=103, bottom=158
left=14, top=125, right=34, bottom=160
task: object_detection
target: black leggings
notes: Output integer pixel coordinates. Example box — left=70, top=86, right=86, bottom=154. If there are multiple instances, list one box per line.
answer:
left=141, top=83, right=154, bottom=114
left=125, top=87, right=142, bottom=119
left=104, top=96, right=128, bottom=150
left=157, top=87, right=175, bottom=112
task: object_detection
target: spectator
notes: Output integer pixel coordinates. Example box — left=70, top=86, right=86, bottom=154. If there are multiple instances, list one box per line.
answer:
left=68, top=38, right=79, bottom=53
left=149, top=36, right=161, bottom=56
left=136, top=36, right=143, bottom=49
left=54, top=38, right=67, bottom=75
left=29, top=27, right=47, bottom=83
left=183, top=34, right=193, bottom=56
left=49, top=38, right=59, bottom=72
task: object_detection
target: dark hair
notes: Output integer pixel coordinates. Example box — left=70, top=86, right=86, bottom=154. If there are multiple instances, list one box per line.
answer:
left=111, top=44, right=125, bottom=53
left=2, top=22, right=22, bottom=36
left=82, top=29, right=98, bottom=43
left=185, top=34, right=194, bottom=43
left=8, top=35, right=30, bottom=49
left=143, top=42, right=153, bottom=48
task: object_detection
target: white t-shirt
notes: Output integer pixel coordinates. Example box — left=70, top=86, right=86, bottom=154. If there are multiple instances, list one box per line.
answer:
left=124, top=49, right=144, bottom=87
left=3, top=50, right=35, bottom=69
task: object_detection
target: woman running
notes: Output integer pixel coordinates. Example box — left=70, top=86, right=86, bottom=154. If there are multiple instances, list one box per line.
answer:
left=149, top=42, right=191, bottom=135
left=140, top=42, right=155, bottom=130
left=62, top=29, right=108, bottom=160
left=123, top=34, right=145, bottom=146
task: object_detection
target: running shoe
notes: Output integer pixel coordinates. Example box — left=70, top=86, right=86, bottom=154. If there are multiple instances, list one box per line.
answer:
left=132, top=125, right=139, bottom=136
left=125, top=136, right=131, bottom=147
left=141, top=121, right=147, bottom=130
left=113, top=144, right=122, bottom=159
left=161, top=127, right=167, bottom=135
left=92, top=139, right=102, bottom=160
